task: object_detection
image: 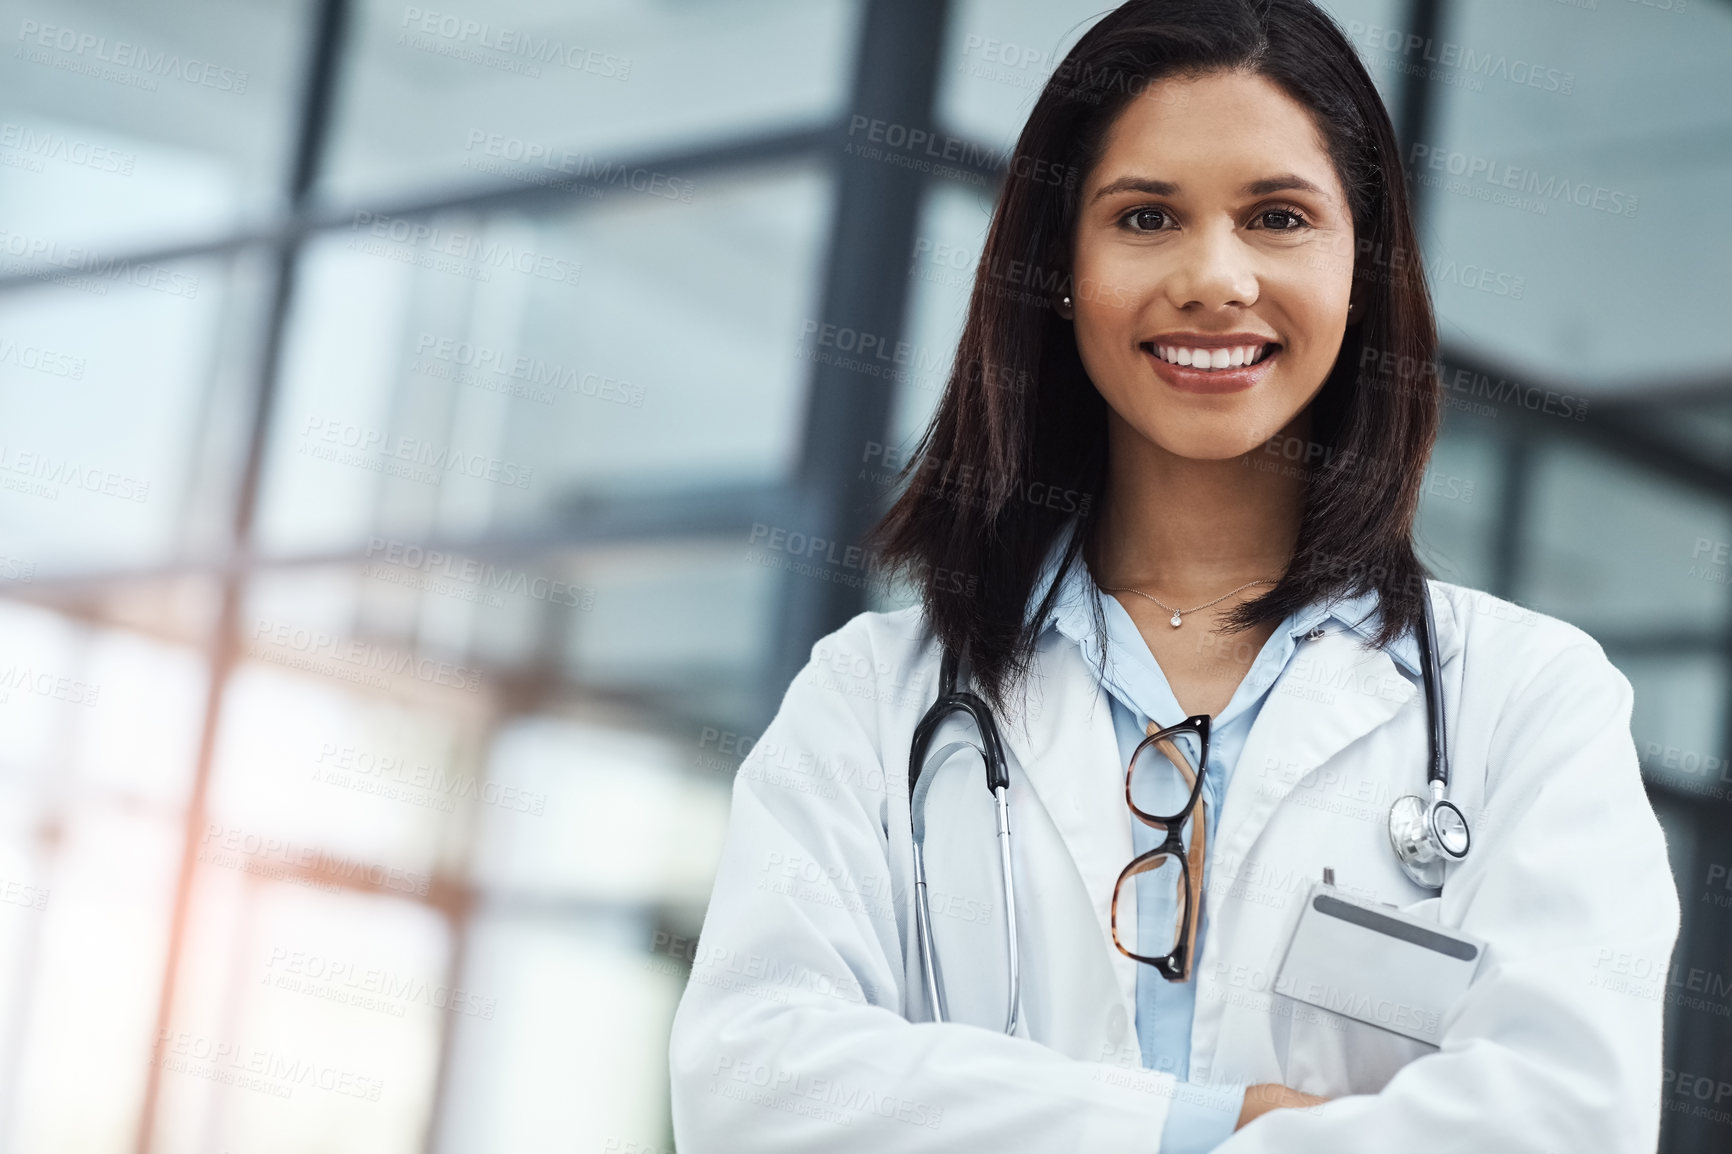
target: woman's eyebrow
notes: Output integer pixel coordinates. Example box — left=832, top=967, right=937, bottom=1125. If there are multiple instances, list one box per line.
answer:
left=1090, top=173, right=1329, bottom=202
left=1091, top=176, right=1178, bottom=201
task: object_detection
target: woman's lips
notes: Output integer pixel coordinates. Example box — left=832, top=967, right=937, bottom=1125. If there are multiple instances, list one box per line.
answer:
left=1142, top=343, right=1281, bottom=394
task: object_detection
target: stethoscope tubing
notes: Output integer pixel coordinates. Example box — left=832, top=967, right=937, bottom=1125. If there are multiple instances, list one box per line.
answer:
left=907, top=644, right=1020, bottom=1034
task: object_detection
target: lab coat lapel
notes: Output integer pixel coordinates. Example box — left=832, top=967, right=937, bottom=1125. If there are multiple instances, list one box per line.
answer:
left=1214, top=626, right=1417, bottom=870
left=992, top=631, right=1143, bottom=1049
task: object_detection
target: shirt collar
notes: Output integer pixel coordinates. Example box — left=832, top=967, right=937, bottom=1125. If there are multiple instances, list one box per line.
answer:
left=1027, top=516, right=1423, bottom=679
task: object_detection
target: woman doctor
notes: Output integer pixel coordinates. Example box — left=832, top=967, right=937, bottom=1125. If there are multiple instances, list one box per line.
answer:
left=669, top=1, right=1680, bottom=1150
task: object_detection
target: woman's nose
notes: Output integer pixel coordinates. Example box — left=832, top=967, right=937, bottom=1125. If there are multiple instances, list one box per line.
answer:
left=1164, top=226, right=1260, bottom=311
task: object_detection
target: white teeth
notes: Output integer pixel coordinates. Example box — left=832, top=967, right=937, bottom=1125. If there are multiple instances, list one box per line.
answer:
left=1154, top=344, right=1271, bottom=370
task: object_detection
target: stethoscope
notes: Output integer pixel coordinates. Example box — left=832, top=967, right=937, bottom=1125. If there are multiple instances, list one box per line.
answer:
left=1386, top=584, right=1473, bottom=888
left=906, top=586, right=1470, bottom=1035
left=906, top=644, right=1020, bottom=1033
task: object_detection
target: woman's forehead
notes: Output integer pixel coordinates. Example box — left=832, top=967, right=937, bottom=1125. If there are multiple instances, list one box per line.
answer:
left=1088, top=72, right=1341, bottom=200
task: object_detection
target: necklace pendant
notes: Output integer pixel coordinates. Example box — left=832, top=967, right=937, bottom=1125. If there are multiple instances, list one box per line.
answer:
left=1169, top=612, right=1183, bottom=628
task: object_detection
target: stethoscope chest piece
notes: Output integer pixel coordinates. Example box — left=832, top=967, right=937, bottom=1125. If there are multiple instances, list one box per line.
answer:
left=1387, top=791, right=1471, bottom=889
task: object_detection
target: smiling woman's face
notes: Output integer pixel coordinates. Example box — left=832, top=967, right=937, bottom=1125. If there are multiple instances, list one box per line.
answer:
left=1069, top=69, right=1357, bottom=460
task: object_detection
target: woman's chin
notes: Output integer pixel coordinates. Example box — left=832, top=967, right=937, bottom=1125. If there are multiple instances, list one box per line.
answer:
left=1149, top=424, right=1282, bottom=464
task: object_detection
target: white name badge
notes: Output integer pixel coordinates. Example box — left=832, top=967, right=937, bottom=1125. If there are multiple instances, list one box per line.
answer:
left=1274, top=880, right=1487, bottom=1046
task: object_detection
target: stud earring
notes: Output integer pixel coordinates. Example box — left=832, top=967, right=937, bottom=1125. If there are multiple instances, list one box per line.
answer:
left=1058, top=294, right=1073, bottom=314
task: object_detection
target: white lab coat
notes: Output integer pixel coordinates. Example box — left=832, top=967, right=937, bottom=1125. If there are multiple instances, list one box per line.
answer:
left=668, top=579, right=1680, bottom=1152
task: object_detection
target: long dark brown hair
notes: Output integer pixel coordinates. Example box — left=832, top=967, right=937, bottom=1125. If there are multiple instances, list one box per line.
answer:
left=867, top=0, right=1440, bottom=715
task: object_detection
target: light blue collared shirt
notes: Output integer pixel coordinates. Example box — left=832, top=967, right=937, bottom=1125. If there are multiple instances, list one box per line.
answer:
left=1032, top=525, right=1421, bottom=1152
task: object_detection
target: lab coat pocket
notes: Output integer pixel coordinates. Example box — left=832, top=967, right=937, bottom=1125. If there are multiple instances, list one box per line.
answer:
left=1276, top=894, right=1443, bottom=1097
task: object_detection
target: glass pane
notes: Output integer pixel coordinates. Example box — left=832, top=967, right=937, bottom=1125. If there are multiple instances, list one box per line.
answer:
left=563, top=541, right=779, bottom=725
left=320, top=0, right=861, bottom=203
left=870, top=181, right=999, bottom=620
left=889, top=181, right=994, bottom=452
left=255, top=161, right=833, bottom=557
left=434, top=910, right=678, bottom=1154
left=7, top=807, right=179, bottom=1151
left=0, top=0, right=312, bottom=251
left=1635, top=396, right=1732, bottom=463
left=207, top=662, right=464, bottom=885
left=1518, top=440, right=1732, bottom=638
left=149, top=880, right=447, bottom=1154
left=469, top=718, right=730, bottom=907
left=0, top=253, right=254, bottom=571
left=216, top=561, right=557, bottom=881
left=1622, top=653, right=1728, bottom=800
left=1414, top=417, right=1503, bottom=588
left=0, top=576, right=217, bottom=1149
left=1425, top=0, right=1732, bottom=389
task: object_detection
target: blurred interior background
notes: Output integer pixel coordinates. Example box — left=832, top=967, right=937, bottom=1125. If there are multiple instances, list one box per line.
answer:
left=0, top=0, right=1728, bottom=1150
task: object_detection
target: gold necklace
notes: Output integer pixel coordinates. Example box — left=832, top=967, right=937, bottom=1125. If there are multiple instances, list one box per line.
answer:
left=1102, top=578, right=1279, bottom=629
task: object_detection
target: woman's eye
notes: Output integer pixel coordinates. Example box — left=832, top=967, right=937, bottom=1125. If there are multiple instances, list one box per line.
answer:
left=1124, top=208, right=1168, bottom=232
left=1257, top=208, right=1310, bottom=231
